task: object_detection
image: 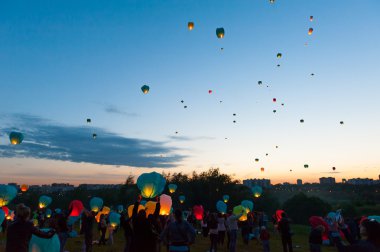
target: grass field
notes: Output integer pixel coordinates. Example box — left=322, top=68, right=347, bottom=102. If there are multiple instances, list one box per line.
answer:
left=60, top=224, right=338, bottom=252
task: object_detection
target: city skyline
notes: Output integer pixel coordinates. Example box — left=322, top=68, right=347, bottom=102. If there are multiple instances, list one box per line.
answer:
left=1, top=1, right=379, bottom=185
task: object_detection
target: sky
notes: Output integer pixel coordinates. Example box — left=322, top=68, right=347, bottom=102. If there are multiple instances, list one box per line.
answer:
left=0, top=0, right=379, bottom=185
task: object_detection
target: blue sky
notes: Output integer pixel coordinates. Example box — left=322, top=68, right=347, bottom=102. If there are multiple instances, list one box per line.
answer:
left=0, top=0, right=379, bottom=185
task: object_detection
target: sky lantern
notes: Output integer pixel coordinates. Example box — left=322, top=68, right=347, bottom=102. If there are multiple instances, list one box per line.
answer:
left=260, top=167, right=265, bottom=172
left=127, top=204, right=144, bottom=218
left=193, top=205, right=204, bottom=221
left=223, top=195, right=229, bottom=203
left=89, top=197, right=103, bottom=212
left=95, top=206, right=110, bottom=222
left=68, top=200, right=84, bottom=217
left=141, top=85, right=150, bottom=94
left=38, top=195, right=52, bottom=209
left=92, top=133, right=97, bottom=139
left=340, top=121, right=344, bottom=125
left=109, top=212, right=121, bottom=228
left=144, top=201, right=157, bottom=217
left=216, top=201, right=227, bottom=214
left=117, top=205, right=124, bottom=213
left=273, top=98, right=277, bottom=102
left=216, top=27, right=225, bottom=38
left=179, top=195, right=185, bottom=204
left=233, top=205, right=247, bottom=221
left=310, top=16, right=314, bottom=22
left=258, top=81, right=262, bottom=85
left=276, top=209, right=285, bottom=222
left=86, top=118, right=91, bottom=123
left=300, top=119, right=304, bottom=123
left=9, top=131, right=24, bottom=145
left=252, top=185, right=263, bottom=198
left=208, top=90, right=212, bottom=94
left=188, top=22, right=194, bottom=30
left=1, top=206, right=9, bottom=218
left=30, top=230, right=60, bottom=252
left=269, top=0, right=275, bottom=3
left=241, top=200, right=254, bottom=213
left=0, top=185, right=18, bottom=207
left=20, top=184, right=29, bottom=192
left=137, top=172, right=166, bottom=198
left=168, top=184, right=177, bottom=194
left=304, top=164, right=309, bottom=168
left=273, top=110, right=277, bottom=113
left=277, top=53, right=282, bottom=59
left=159, top=194, right=172, bottom=216
left=255, top=158, right=259, bottom=162
left=0, top=209, right=5, bottom=227
left=332, top=167, right=336, bottom=171
left=45, top=209, right=52, bottom=218
left=308, top=28, right=314, bottom=35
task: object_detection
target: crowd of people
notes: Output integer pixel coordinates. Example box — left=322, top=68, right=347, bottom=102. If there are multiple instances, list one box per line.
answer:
left=1, top=196, right=380, bottom=252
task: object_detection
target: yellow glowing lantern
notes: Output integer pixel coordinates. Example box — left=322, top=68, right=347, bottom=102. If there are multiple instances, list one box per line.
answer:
left=144, top=201, right=157, bottom=217
left=188, top=22, right=194, bottom=30
left=127, top=204, right=144, bottom=218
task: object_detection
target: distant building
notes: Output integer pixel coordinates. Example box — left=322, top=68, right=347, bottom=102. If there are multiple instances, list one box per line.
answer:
left=297, top=179, right=302, bottom=185
left=78, top=184, right=122, bottom=190
left=243, top=179, right=271, bottom=188
left=346, top=178, right=374, bottom=185
left=319, top=177, right=336, bottom=185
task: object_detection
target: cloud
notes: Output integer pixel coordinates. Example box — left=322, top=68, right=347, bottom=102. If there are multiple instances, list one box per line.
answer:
left=0, top=114, right=184, bottom=168
left=104, top=105, right=138, bottom=117
left=168, top=135, right=215, bottom=141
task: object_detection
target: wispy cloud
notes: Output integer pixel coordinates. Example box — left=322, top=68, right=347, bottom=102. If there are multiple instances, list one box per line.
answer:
left=0, top=114, right=184, bottom=168
left=104, top=105, right=138, bottom=117
left=168, top=135, right=215, bottom=141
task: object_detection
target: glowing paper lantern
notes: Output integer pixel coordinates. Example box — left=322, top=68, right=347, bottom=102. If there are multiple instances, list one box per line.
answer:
left=188, top=22, right=194, bottom=30
left=0, top=209, right=5, bottom=227
left=310, top=16, right=314, bottom=22
left=21, top=184, right=29, bottom=192
left=95, top=206, right=110, bottom=222
left=277, top=53, right=282, bottom=58
left=0, top=185, right=17, bottom=207
left=216, top=28, right=225, bottom=38
left=144, top=201, right=157, bottom=217
left=216, top=201, right=227, bottom=214
left=276, top=209, right=285, bottom=222
left=68, top=200, right=84, bottom=217
left=168, top=184, right=177, bottom=194
left=252, top=185, right=263, bottom=198
left=223, top=195, right=229, bottom=203
left=241, top=200, right=254, bottom=213
left=117, top=205, right=124, bottom=213
left=193, top=205, right=204, bottom=221
left=109, top=212, right=121, bottom=228
left=127, top=204, right=144, bottom=218
left=9, top=131, right=24, bottom=145
left=45, top=209, right=52, bottom=218
left=233, top=205, right=247, bottom=221
left=92, top=133, right=97, bottom=139
left=39, top=196, right=52, bottom=209
left=141, top=85, right=150, bottom=94
left=304, top=164, right=309, bottom=168
left=179, top=195, right=185, bottom=204
left=29, top=229, right=60, bottom=252
left=308, top=28, right=314, bottom=35
left=255, top=158, right=259, bottom=162
left=137, top=172, right=166, bottom=198
left=86, top=118, right=91, bottom=123
left=260, top=167, right=265, bottom=172
left=273, top=98, right=277, bottom=102
left=159, top=194, right=172, bottom=216
left=89, top=197, right=103, bottom=212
